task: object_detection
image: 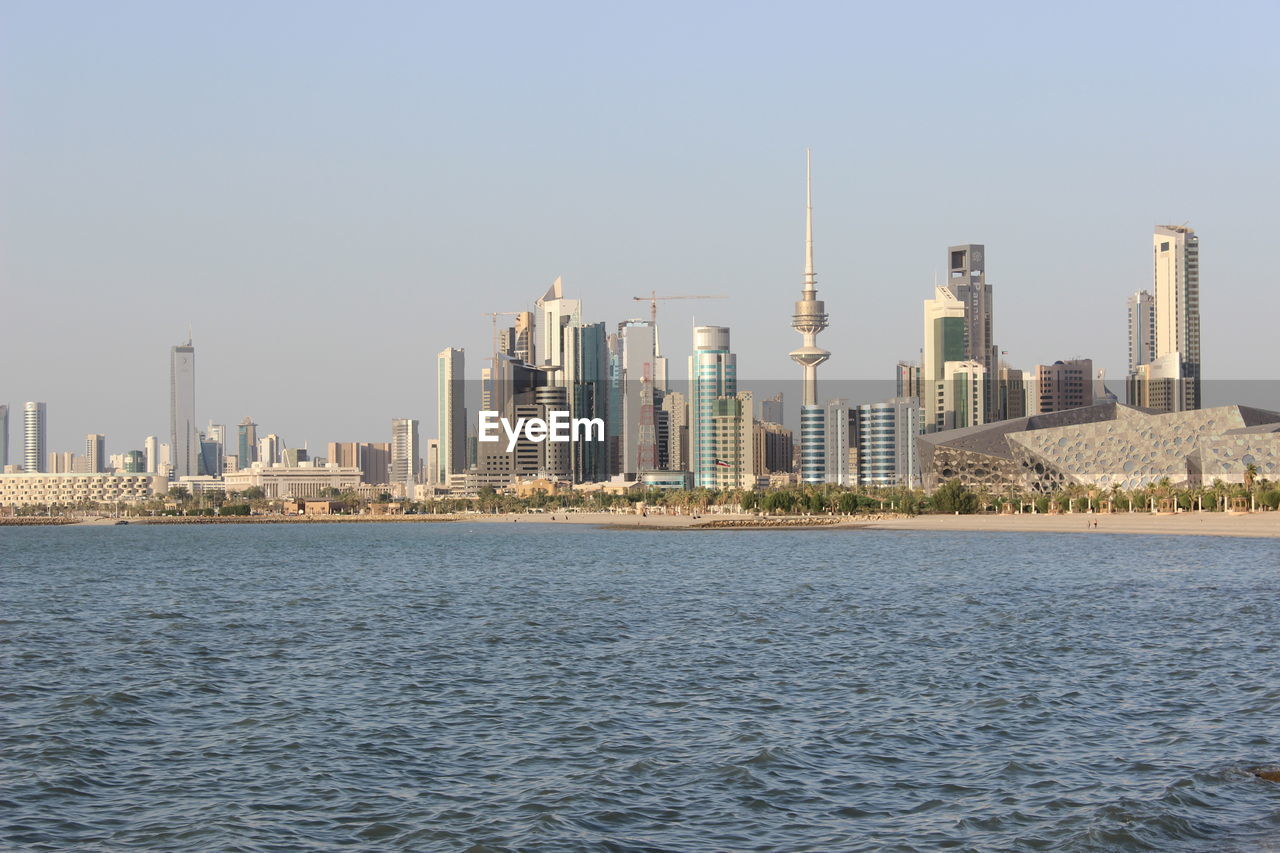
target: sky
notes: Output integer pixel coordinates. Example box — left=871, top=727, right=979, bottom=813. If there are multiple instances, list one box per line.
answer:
left=3, top=0, right=1278, bottom=457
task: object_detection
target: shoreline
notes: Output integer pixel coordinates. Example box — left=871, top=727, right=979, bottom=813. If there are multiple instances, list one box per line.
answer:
left=2, top=510, right=1277, bottom=538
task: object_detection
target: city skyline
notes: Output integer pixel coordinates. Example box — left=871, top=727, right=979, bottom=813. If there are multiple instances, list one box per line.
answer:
left=3, top=3, right=1278, bottom=454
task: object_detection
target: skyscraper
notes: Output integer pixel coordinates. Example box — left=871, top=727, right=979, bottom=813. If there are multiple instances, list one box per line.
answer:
left=565, top=321, right=609, bottom=483
left=1153, top=225, right=1200, bottom=411
left=689, top=325, right=736, bottom=487
left=536, top=277, right=581, bottom=382
left=1127, top=290, right=1156, bottom=373
left=144, top=435, right=159, bottom=473
left=85, top=434, right=107, bottom=473
left=390, top=418, right=420, bottom=496
left=940, top=244, right=998, bottom=421
left=170, top=339, right=198, bottom=479
left=617, top=320, right=659, bottom=475
left=1035, top=359, right=1093, bottom=414
left=922, top=286, right=967, bottom=431
left=437, top=347, right=466, bottom=484
left=237, top=418, right=258, bottom=469
left=24, top=402, right=46, bottom=473
left=0, top=404, right=8, bottom=468
left=788, top=150, right=830, bottom=484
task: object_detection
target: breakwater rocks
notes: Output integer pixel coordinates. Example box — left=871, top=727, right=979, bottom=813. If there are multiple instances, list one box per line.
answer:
left=1249, top=766, right=1280, bottom=782
left=691, top=515, right=910, bottom=529
left=0, top=517, right=79, bottom=526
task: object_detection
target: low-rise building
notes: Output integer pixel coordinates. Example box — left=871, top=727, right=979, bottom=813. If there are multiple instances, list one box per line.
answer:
left=0, top=472, right=166, bottom=507
left=223, top=462, right=362, bottom=499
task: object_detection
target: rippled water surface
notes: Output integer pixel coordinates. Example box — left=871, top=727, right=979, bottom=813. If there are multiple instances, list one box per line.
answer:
left=3, top=523, right=1280, bottom=851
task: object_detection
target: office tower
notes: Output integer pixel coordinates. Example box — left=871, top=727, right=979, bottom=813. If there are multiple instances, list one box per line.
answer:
left=359, top=443, right=391, bottom=485
left=237, top=418, right=258, bottom=469
left=940, top=244, right=999, bottom=421
left=788, top=151, right=831, bottom=484
left=426, top=440, right=440, bottom=486
left=760, top=393, right=784, bottom=426
left=327, top=442, right=356, bottom=469
left=823, top=399, right=854, bottom=486
left=85, top=434, right=106, bottom=473
left=513, top=311, right=534, bottom=363
left=282, top=448, right=308, bottom=467
left=701, top=391, right=756, bottom=490
left=24, top=402, right=46, bottom=473
left=258, top=434, right=281, bottom=466
left=197, top=436, right=223, bottom=475
left=144, top=435, right=159, bottom=473
left=852, top=398, right=922, bottom=487
left=617, top=320, right=659, bottom=475
left=170, top=339, right=198, bottom=479
left=662, top=391, right=689, bottom=472
left=754, top=420, right=794, bottom=474
left=1127, top=290, right=1156, bottom=373
left=895, top=362, right=923, bottom=402
left=390, top=418, right=420, bottom=495
left=995, top=365, right=1027, bottom=421
left=566, top=322, right=609, bottom=482
left=123, top=450, right=146, bottom=473
left=689, top=325, right=737, bottom=487
left=536, top=277, right=581, bottom=381
left=1152, top=225, right=1200, bottom=411
left=922, top=287, right=967, bottom=431
left=0, top=404, right=8, bottom=467
left=437, top=347, right=466, bottom=483
left=49, top=451, right=74, bottom=473
left=942, top=361, right=986, bottom=429
left=1036, top=359, right=1093, bottom=414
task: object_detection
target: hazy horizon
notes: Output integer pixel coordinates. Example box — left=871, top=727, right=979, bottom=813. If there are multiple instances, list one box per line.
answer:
left=3, top=1, right=1278, bottom=457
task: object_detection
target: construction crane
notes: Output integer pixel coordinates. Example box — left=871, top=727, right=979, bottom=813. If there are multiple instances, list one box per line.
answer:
left=632, top=291, right=728, bottom=327
left=482, top=312, right=522, bottom=364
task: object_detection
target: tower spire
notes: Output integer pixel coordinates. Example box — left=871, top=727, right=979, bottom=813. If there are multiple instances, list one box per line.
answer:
left=804, top=148, right=815, bottom=292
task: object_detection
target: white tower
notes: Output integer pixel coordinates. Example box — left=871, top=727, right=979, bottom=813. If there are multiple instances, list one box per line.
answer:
left=788, top=151, right=830, bottom=483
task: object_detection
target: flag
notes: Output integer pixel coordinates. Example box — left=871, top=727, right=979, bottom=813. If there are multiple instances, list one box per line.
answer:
left=713, top=459, right=731, bottom=468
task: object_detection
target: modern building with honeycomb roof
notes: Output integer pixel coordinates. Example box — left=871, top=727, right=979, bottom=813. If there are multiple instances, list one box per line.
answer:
left=918, top=403, right=1280, bottom=493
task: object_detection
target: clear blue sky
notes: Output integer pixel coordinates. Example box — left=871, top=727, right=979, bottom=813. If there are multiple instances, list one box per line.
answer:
left=3, top=0, right=1277, bottom=456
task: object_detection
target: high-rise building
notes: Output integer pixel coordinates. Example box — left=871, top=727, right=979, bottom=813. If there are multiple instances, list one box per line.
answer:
left=122, top=450, right=146, bottom=473
left=661, top=391, right=689, bottom=472
left=617, top=320, right=659, bottom=475
left=852, top=398, right=921, bottom=487
left=85, top=434, right=107, bottom=473
left=48, top=451, right=75, bottom=473
left=995, top=365, right=1027, bottom=421
left=170, top=340, right=198, bottom=479
left=942, top=360, right=986, bottom=430
left=536, top=277, right=581, bottom=381
left=1036, top=359, right=1093, bottom=414
left=390, top=418, right=420, bottom=496
left=760, top=393, right=784, bottom=426
left=788, top=150, right=831, bottom=484
left=0, top=404, right=8, bottom=468
left=24, top=402, right=46, bottom=473
left=237, top=418, right=258, bottom=469
left=565, top=322, right=609, bottom=483
left=940, top=244, right=999, bottom=421
left=689, top=326, right=737, bottom=487
left=258, top=434, right=281, bottom=467
left=896, top=362, right=923, bottom=402
left=1127, top=290, right=1156, bottom=374
left=437, top=347, right=466, bottom=483
left=144, top=435, right=159, bottom=473
left=754, top=420, right=793, bottom=474
left=703, top=392, right=757, bottom=491
left=823, top=399, right=854, bottom=486
left=1152, top=225, right=1200, bottom=411
left=922, top=287, right=967, bottom=432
